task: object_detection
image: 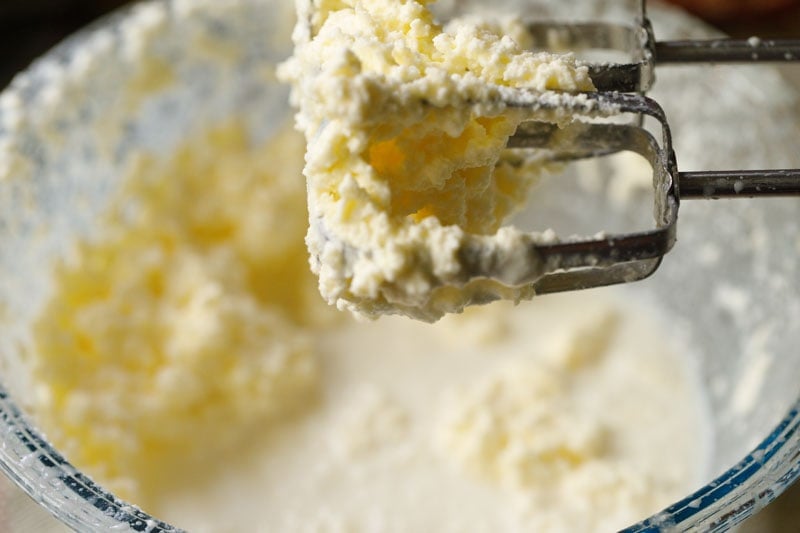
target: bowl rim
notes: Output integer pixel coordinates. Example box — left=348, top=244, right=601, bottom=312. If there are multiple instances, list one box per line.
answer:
left=625, top=398, right=800, bottom=531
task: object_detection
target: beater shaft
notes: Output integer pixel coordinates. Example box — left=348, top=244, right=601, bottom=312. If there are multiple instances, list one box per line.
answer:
left=679, top=170, right=800, bottom=199
left=656, top=39, right=800, bottom=64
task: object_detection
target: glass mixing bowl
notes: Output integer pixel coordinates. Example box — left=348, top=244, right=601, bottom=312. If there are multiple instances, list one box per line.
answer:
left=0, top=0, right=798, bottom=531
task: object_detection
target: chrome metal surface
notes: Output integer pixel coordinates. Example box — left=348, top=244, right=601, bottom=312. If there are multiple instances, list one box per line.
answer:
left=489, top=90, right=679, bottom=293
left=489, top=0, right=800, bottom=295
left=679, top=169, right=800, bottom=199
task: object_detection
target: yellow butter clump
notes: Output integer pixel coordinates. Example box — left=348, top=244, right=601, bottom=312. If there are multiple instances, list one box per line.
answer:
left=32, top=123, right=328, bottom=510
left=434, top=310, right=669, bottom=531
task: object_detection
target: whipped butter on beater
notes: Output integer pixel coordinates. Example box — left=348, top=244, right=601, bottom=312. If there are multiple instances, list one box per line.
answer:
left=279, top=0, right=594, bottom=321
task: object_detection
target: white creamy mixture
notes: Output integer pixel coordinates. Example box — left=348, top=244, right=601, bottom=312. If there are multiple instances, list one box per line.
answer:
left=279, top=0, right=595, bottom=321
left=29, top=122, right=707, bottom=533
left=153, top=289, right=706, bottom=533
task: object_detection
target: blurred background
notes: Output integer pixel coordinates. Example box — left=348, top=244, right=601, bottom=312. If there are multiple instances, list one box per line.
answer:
left=0, top=0, right=798, bottom=531
left=1, top=0, right=800, bottom=87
